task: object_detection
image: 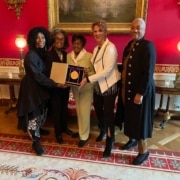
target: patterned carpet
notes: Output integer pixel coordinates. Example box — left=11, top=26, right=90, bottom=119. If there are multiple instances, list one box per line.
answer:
left=0, top=133, right=180, bottom=179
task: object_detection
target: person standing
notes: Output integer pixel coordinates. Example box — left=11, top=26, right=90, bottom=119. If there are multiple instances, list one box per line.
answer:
left=45, top=29, right=78, bottom=144
left=67, top=34, right=95, bottom=147
left=17, top=26, right=59, bottom=156
left=80, top=20, right=120, bottom=157
left=115, top=18, right=156, bottom=165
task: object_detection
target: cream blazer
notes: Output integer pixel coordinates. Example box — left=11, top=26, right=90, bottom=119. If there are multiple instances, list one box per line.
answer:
left=89, top=39, right=121, bottom=93
left=67, top=49, right=95, bottom=92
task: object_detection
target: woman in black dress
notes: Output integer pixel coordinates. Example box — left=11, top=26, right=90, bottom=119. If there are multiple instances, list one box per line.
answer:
left=17, top=27, right=59, bottom=156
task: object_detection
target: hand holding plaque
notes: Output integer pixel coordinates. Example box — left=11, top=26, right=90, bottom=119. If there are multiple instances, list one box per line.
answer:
left=50, top=62, right=84, bottom=86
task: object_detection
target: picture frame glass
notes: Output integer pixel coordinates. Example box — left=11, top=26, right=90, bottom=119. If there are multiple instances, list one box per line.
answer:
left=48, top=0, right=148, bottom=33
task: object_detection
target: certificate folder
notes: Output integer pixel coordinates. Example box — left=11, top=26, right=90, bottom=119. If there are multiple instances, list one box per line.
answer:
left=50, top=62, right=84, bottom=86
left=50, top=62, right=68, bottom=84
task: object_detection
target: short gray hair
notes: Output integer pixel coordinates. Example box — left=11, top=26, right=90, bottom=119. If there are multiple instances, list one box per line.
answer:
left=51, top=29, right=69, bottom=49
left=132, top=18, right=146, bottom=29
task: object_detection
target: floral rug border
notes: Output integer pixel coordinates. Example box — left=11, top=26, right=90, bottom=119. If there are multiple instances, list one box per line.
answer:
left=0, top=133, right=179, bottom=174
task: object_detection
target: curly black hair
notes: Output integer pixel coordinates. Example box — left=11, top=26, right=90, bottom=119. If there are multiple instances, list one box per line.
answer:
left=27, top=26, right=52, bottom=50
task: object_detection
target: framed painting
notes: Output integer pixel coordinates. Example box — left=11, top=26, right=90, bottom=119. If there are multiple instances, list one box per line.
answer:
left=48, top=0, right=148, bottom=34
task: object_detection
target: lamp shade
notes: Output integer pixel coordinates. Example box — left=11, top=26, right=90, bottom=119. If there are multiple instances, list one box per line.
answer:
left=177, top=41, right=180, bottom=52
left=15, top=35, right=26, bottom=49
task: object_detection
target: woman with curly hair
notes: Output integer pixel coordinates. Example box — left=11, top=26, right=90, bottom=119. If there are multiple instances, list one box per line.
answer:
left=17, top=26, right=59, bottom=156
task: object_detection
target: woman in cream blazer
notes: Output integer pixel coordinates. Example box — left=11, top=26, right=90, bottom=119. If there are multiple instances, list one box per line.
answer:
left=80, top=20, right=120, bottom=158
left=67, top=34, right=95, bottom=148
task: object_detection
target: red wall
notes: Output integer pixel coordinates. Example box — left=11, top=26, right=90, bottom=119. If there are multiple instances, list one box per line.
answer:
left=0, top=0, right=180, bottom=64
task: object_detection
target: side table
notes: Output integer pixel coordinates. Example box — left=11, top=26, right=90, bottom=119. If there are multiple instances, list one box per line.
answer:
left=155, top=86, right=180, bottom=128
left=0, top=72, right=21, bottom=114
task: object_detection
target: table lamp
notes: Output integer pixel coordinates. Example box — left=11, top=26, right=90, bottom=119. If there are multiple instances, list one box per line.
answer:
left=15, top=35, right=26, bottom=77
left=177, top=42, right=180, bottom=52
left=174, top=41, right=180, bottom=88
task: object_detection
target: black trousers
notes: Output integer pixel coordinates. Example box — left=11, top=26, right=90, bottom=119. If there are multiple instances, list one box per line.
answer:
left=50, top=87, right=70, bottom=137
left=93, top=92, right=117, bottom=137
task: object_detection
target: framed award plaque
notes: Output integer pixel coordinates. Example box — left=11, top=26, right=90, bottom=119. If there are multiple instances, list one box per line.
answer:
left=50, top=62, right=84, bottom=86
left=66, top=65, right=84, bottom=86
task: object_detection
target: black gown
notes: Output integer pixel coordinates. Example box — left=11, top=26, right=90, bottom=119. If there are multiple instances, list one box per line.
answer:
left=17, top=50, right=57, bottom=131
left=116, top=38, right=156, bottom=140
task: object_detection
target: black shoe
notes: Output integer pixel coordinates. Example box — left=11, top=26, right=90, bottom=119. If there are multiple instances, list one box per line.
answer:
left=56, top=135, right=64, bottom=144
left=103, top=137, right=114, bottom=158
left=72, top=132, right=79, bottom=138
left=78, top=139, right=89, bottom=148
left=32, top=141, right=44, bottom=156
left=63, top=128, right=75, bottom=136
left=132, top=151, right=150, bottom=165
left=96, top=131, right=106, bottom=142
left=40, top=128, right=50, bottom=136
left=115, top=120, right=123, bottom=131
left=121, top=140, right=137, bottom=150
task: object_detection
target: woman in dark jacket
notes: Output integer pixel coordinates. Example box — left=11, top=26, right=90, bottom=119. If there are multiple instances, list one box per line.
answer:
left=45, top=29, right=78, bottom=144
left=116, top=18, right=156, bottom=165
left=17, top=27, right=58, bottom=156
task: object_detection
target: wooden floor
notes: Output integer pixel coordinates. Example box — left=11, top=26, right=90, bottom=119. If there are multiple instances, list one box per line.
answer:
left=0, top=105, right=180, bottom=152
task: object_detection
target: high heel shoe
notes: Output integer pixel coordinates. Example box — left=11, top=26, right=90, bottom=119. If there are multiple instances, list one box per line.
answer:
left=40, top=128, right=50, bottom=136
left=96, top=131, right=106, bottom=142
left=32, top=140, right=44, bottom=156
left=103, top=136, right=114, bottom=158
left=63, top=128, right=79, bottom=138
left=78, top=138, right=89, bottom=148
left=56, top=135, right=64, bottom=144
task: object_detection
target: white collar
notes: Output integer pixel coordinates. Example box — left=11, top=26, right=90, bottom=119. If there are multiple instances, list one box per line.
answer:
left=70, top=48, right=87, bottom=64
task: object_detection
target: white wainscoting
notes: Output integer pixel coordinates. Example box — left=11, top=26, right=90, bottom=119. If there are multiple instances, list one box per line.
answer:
left=0, top=65, right=180, bottom=111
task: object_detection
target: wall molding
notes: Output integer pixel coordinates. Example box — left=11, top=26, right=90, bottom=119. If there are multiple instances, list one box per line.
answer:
left=0, top=58, right=20, bottom=67
left=0, top=58, right=180, bottom=111
left=0, top=58, right=179, bottom=72
left=0, top=58, right=179, bottom=87
left=154, top=64, right=179, bottom=73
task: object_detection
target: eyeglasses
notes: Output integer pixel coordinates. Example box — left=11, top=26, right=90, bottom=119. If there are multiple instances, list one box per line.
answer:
left=55, top=38, right=65, bottom=42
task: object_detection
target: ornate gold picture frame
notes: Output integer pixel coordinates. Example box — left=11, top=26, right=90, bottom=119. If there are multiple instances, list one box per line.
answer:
left=48, top=0, right=148, bottom=34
